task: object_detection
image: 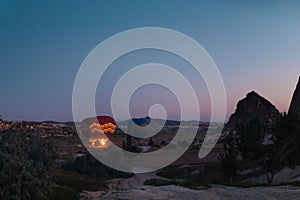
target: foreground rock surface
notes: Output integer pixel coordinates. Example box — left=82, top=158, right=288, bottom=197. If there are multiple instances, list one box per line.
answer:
left=81, top=173, right=300, bottom=200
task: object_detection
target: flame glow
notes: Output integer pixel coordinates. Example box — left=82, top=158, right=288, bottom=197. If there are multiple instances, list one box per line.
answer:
left=88, top=122, right=115, bottom=148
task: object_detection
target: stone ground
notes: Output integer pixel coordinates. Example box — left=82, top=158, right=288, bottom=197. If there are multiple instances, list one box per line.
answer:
left=81, top=173, right=300, bottom=200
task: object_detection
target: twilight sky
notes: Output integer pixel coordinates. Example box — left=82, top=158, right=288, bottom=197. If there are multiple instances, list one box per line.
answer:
left=0, top=0, right=300, bottom=122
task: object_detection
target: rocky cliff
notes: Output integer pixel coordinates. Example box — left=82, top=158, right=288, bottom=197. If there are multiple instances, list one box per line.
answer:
left=224, top=91, right=280, bottom=134
left=289, top=76, right=300, bottom=117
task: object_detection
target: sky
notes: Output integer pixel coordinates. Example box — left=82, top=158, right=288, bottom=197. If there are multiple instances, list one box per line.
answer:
left=0, top=0, right=300, bottom=122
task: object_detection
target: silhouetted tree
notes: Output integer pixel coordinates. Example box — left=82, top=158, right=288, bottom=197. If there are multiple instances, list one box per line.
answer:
left=148, top=137, right=154, bottom=146
left=235, top=119, right=281, bottom=184
left=219, top=134, right=239, bottom=182
left=272, top=112, right=300, bottom=166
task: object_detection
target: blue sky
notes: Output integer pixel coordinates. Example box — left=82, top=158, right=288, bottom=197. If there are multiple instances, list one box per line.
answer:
left=0, top=0, right=300, bottom=121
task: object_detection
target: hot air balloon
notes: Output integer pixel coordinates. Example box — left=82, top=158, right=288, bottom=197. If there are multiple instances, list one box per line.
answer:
left=95, top=116, right=116, bottom=134
left=81, top=116, right=116, bottom=148
left=126, top=116, right=151, bottom=147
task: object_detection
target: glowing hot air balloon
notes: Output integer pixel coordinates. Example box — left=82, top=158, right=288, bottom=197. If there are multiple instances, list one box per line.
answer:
left=81, top=116, right=116, bottom=148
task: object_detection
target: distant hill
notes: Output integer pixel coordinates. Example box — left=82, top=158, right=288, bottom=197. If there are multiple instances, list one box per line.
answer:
left=115, top=118, right=205, bottom=127
left=289, top=76, right=300, bottom=117
left=223, top=91, right=280, bottom=134
left=42, top=120, right=75, bottom=126
left=80, top=117, right=207, bottom=128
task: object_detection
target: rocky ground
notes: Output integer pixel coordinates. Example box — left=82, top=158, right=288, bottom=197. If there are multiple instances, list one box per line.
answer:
left=80, top=172, right=300, bottom=200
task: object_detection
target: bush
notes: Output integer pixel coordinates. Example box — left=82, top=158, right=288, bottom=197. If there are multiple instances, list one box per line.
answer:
left=0, top=132, right=59, bottom=200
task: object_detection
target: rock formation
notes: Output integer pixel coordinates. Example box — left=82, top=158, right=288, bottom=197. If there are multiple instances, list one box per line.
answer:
left=289, top=76, right=300, bottom=117
left=224, top=91, right=280, bottom=134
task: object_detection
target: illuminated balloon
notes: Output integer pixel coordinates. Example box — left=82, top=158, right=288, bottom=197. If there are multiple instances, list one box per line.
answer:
left=131, top=116, right=151, bottom=127
left=81, top=116, right=116, bottom=148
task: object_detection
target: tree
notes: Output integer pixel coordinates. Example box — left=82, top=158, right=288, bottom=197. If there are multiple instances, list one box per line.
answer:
left=221, top=113, right=300, bottom=184
left=219, top=134, right=239, bottom=182
left=272, top=112, right=300, bottom=166
left=0, top=132, right=59, bottom=199
left=235, top=118, right=282, bottom=184
left=148, top=137, right=154, bottom=146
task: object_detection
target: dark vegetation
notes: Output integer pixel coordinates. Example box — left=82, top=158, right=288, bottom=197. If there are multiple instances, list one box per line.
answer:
left=62, top=152, right=132, bottom=179
left=0, top=131, right=132, bottom=200
left=156, top=163, right=222, bottom=189
left=52, top=170, right=107, bottom=199
left=0, top=132, right=59, bottom=200
left=219, top=112, right=300, bottom=184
